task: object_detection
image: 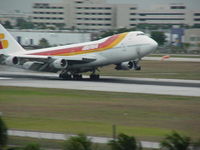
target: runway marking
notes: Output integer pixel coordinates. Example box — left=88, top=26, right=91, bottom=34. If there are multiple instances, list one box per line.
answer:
left=0, top=77, right=12, bottom=80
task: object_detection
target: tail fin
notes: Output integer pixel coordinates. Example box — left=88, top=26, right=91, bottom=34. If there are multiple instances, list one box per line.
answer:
left=0, top=24, right=25, bottom=55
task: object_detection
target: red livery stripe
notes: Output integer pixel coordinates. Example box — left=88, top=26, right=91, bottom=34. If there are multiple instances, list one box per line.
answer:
left=0, top=42, right=3, bottom=49
left=29, top=33, right=128, bottom=56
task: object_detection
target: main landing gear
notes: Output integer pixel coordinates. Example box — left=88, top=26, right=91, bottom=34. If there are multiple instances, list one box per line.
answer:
left=59, top=71, right=100, bottom=80
left=89, top=70, right=100, bottom=80
left=59, top=73, right=83, bottom=80
left=89, top=74, right=99, bottom=80
left=59, top=72, right=72, bottom=80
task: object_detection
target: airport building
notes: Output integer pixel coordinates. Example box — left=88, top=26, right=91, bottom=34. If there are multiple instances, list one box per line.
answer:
left=184, top=29, right=200, bottom=51
left=32, top=0, right=116, bottom=30
left=31, top=0, right=200, bottom=31
left=32, top=2, right=65, bottom=27
left=9, top=29, right=91, bottom=47
left=0, top=12, right=31, bottom=26
left=1, top=0, right=200, bottom=50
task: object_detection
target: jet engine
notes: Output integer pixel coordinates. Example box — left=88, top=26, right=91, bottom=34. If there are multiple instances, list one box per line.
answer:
left=51, top=59, right=68, bottom=69
left=5, top=56, right=19, bottom=65
left=115, top=61, right=141, bottom=70
left=115, top=61, right=134, bottom=70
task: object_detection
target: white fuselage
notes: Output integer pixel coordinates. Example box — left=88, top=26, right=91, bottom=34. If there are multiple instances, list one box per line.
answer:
left=0, top=25, right=158, bottom=75
left=67, top=31, right=158, bottom=69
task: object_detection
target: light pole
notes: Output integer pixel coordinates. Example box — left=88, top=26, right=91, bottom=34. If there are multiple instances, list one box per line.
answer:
left=112, top=124, right=116, bottom=140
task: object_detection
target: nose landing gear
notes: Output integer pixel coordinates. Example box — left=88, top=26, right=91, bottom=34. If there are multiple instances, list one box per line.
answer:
left=133, top=61, right=141, bottom=70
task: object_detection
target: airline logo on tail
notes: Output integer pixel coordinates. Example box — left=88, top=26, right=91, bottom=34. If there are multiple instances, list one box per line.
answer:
left=0, top=33, right=8, bottom=49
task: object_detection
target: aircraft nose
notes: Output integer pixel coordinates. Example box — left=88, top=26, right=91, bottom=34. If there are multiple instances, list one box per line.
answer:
left=150, top=39, right=158, bottom=50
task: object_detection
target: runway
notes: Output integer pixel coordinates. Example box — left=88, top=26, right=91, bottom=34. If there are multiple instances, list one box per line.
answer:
left=0, top=66, right=200, bottom=97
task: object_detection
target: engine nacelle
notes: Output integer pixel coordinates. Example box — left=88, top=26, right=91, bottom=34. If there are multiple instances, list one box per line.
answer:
left=115, top=61, right=133, bottom=70
left=5, top=56, right=19, bottom=66
left=51, top=59, right=68, bottom=69
left=22, top=61, right=35, bottom=69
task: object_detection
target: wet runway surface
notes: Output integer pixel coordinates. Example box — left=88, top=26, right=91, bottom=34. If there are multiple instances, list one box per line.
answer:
left=0, top=71, right=200, bottom=88
left=0, top=66, right=200, bottom=97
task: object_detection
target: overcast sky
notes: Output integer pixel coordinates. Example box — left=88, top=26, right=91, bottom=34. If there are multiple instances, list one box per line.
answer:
left=0, top=0, right=200, bottom=13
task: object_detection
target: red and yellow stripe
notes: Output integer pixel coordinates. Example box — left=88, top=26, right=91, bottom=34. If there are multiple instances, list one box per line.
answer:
left=30, top=32, right=128, bottom=56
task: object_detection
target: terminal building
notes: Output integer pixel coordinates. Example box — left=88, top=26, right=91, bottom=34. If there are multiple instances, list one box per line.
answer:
left=31, top=0, right=200, bottom=31
left=184, top=29, right=200, bottom=51
left=9, top=29, right=91, bottom=48
left=1, top=0, right=200, bottom=51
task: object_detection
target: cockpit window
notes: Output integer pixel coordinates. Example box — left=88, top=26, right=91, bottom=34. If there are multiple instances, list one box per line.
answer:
left=136, top=33, right=145, bottom=36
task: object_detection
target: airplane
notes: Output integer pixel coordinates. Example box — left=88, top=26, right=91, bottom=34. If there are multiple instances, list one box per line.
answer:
left=0, top=24, right=158, bottom=80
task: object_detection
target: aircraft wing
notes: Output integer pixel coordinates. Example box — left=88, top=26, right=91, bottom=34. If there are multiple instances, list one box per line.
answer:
left=0, top=54, right=96, bottom=72
left=13, top=55, right=96, bottom=63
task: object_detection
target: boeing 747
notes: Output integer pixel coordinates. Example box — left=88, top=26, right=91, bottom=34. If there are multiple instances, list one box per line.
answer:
left=0, top=24, right=157, bottom=80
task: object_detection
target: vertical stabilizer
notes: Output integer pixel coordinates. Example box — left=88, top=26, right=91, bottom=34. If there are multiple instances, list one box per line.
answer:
left=0, top=24, right=25, bottom=55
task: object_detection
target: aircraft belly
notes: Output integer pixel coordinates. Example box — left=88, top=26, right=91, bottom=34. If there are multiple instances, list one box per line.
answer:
left=70, top=46, right=138, bottom=70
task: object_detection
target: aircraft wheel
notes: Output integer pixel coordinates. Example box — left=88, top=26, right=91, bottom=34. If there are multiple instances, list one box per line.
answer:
left=135, top=66, right=141, bottom=70
left=90, top=74, right=100, bottom=80
left=59, top=74, right=72, bottom=80
left=73, top=74, right=82, bottom=80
